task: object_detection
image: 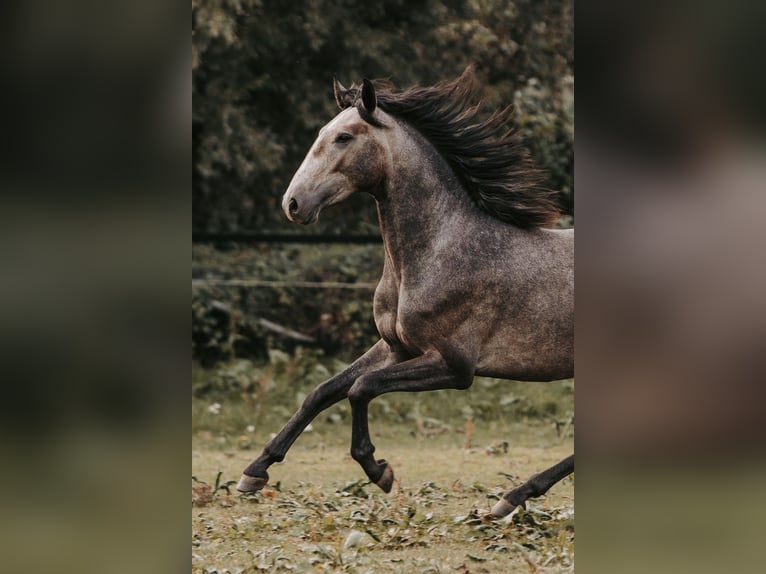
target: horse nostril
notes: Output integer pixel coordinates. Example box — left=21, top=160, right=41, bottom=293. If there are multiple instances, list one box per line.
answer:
left=288, top=198, right=298, bottom=216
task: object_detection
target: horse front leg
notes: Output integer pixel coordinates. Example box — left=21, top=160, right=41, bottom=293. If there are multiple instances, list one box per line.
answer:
left=346, top=350, right=473, bottom=492
left=237, top=339, right=393, bottom=492
left=490, top=454, right=574, bottom=518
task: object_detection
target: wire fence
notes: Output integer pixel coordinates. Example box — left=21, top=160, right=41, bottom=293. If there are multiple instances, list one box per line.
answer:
left=191, top=278, right=377, bottom=290
left=192, top=232, right=382, bottom=245
left=192, top=233, right=381, bottom=290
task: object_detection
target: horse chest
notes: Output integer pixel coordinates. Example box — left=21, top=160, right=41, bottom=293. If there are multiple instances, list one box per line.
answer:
left=378, top=312, right=420, bottom=354
left=373, top=289, right=404, bottom=346
left=374, top=286, right=432, bottom=355
left=373, top=276, right=417, bottom=350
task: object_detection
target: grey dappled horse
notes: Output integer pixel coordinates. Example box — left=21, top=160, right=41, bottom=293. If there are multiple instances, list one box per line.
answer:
left=237, top=71, right=574, bottom=518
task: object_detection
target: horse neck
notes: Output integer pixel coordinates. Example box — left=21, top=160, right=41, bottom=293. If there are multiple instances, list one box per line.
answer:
left=375, top=122, right=475, bottom=273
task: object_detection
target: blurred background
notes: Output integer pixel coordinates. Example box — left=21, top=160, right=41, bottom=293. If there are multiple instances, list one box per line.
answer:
left=577, top=2, right=766, bottom=573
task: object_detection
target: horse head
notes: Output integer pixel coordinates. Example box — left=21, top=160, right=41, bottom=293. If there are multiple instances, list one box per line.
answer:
left=282, top=79, right=387, bottom=225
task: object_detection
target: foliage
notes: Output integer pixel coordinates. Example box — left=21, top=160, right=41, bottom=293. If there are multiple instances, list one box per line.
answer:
left=192, top=243, right=383, bottom=365
left=192, top=0, right=574, bottom=233
left=191, top=347, right=574, bottom=441
left=192, top=475, right=574, bottom=573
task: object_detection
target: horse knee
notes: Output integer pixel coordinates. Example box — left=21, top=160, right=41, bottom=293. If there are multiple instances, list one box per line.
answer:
left=347, top=379, right=373, bottom=405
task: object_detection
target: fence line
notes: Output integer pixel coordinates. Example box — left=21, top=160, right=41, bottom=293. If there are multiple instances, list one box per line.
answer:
left=192, top=278, right=378, bottom=290
left=192, top=232, right=382, bottom=244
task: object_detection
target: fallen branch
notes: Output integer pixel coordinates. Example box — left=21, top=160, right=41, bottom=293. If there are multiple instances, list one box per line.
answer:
left=257, top=317, right=315, bottom=343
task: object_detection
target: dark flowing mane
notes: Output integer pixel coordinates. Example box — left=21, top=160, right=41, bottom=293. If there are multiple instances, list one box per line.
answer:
left=341, top=69, right=561, bottom=229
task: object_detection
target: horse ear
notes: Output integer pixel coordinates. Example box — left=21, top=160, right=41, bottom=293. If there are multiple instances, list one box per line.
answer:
left=361, top=78, right=377, bottom=113
left=333, top=77, right=349, bottom=109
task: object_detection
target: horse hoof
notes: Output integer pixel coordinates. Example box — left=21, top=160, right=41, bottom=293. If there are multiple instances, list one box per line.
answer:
left=237, top=474, right=268, bottom=493
left=489, top=498, right=517, bottom=518
left=375, top=460, right=395, bottom=493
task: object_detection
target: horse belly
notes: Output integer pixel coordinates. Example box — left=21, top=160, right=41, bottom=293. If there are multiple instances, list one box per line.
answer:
left=476, top=327, right=574, bottom=381
left=476, top=353, right=572, bottom=381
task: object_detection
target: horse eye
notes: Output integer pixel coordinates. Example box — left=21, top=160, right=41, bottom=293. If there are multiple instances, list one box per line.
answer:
left=335, top=132, right=353, bottom=144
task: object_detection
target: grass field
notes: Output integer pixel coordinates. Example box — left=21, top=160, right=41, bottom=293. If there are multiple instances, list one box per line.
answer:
left=192, top=356, right=574, bottom=573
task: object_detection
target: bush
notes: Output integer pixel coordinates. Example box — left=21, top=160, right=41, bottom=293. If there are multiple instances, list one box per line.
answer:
left=193, top=0, right=574, bottom=233
left=192, top=243, right=383, bottom=365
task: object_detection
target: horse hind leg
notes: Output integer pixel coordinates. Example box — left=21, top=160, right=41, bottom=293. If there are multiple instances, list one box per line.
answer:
left=347, top=350, right=473, bottom=492
left=490, top=454, right=574, bottom=518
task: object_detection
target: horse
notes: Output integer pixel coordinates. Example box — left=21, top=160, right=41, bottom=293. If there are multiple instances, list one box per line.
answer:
left=237, top=70, right=574, bottom=518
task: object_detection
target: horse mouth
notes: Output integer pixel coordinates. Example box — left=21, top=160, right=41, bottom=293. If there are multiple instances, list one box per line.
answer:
left=289, top=206, right=320, bottom=225
left=296, top=213, right=319, bottom=225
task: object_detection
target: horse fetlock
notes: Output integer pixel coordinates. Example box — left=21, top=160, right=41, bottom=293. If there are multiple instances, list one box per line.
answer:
left=350, top=442, right=375, bottom=464
left=268, top=450, right=285, bottom=464
left=497, top=486, right=530, bottom=511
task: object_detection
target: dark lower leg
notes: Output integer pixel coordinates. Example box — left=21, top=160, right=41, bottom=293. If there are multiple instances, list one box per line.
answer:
left=238, top=387, right=347, bottom=492
left=491, top=454, right=574, bottom=517
left=241, top=409, right=318, bottom=480
left=349, top=399, right=394, bottom=491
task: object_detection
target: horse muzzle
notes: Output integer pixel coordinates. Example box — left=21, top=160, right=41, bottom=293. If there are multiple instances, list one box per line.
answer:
left=281, top=189, right=320, bottom=225
left=283, top=177, right=350, bottom=225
